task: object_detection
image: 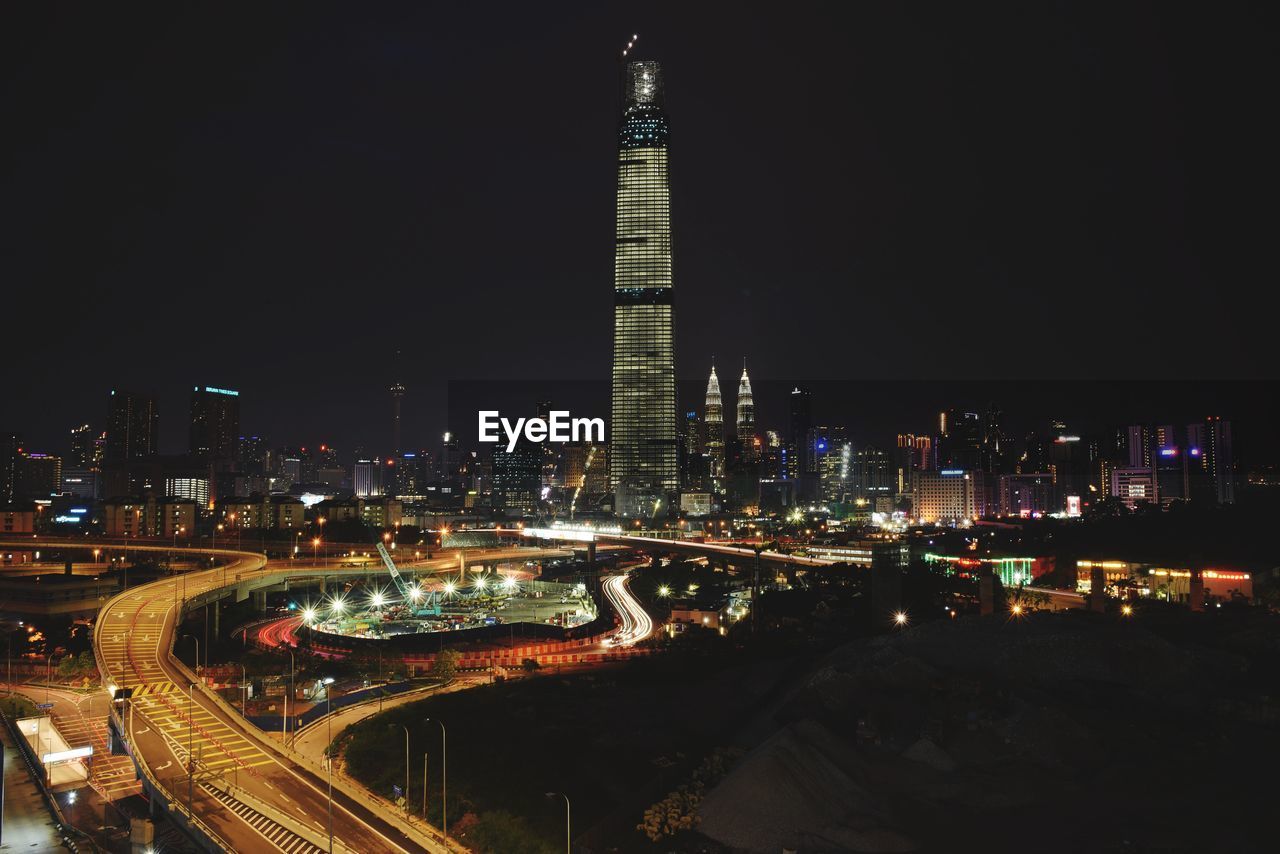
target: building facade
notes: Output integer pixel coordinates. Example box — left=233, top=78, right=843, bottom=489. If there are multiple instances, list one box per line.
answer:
left=913, top=469, right=981, bottom=523
left=610, top=59, right=679, bottom=516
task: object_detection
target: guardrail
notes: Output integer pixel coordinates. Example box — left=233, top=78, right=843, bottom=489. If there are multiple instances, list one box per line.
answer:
left=169, top=621, right=462, bottom=853
left=203, top=773, right=359, bottom=854
left=93, top=573, right=238, bottom=853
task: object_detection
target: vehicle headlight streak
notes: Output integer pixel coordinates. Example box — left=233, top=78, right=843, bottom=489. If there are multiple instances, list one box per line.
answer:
left=602, top=574, right=653, bottom=646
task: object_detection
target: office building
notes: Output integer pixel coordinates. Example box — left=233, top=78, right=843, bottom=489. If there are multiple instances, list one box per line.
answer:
left=913, top=469, right=982, bottom=523
left=999, top=473, right=1055, bottom=517
left=60, top=469, right=100, bottom=500
left=189, top=386, right=240, bottom=464
left=354, top=457, right=384, bottom=497
left=492, top=438, right=541, bottom=516
left=937, top=410, right=983, bottom=470
left=105, top=390, right=158, bottom=465
left=69, top=423, right=103, bottom=469
left=788, top=387, right=813, bottom=480
left=849, top=447, right=895, bottom=506
left=610, top=59, right=679, bottom=516
left=1, top=432, right=21, bottom=504
left=1111, top=466, right=1158, bottom=510
left=13, top=452, right=61, bottom=500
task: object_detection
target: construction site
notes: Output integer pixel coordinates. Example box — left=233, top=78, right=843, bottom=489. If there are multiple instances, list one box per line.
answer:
left=299, top=542, right=596, bottom=640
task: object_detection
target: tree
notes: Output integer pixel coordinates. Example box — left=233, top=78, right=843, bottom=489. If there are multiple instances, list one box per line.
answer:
left=431, top=648, right=461, bottom=682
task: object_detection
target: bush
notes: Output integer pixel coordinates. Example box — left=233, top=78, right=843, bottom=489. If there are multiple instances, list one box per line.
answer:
left=467, top=810, right=556, bottom=854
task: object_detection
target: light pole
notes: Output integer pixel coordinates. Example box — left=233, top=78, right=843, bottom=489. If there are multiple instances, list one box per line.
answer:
left=318, top=517, right=327, bottom=567
left=285, top=648, right=296, bottom=744
left=422, top=752, right=429, bottom=820
left=187, top=682, right=195, bottom=813
left=426, top=717, right=447, bottom=838
left=239, top=663, right=248, bottom=717
left=324, top=677, right=335, bottom=854
left=217, top=524, right=226, bottom=585
left=45, top=653, right=53, bottom=704
left=545, top=791, right=570, bottom=853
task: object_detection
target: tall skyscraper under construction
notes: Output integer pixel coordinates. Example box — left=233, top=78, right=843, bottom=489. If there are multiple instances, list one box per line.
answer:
left=610, top=57, right=678, bottom=516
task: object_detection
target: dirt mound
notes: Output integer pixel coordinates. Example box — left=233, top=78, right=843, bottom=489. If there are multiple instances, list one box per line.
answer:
left=698, top=612, right=1278, bottom=853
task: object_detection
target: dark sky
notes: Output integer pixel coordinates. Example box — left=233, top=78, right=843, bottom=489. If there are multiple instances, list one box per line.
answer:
left=3, top=4, right=1274, bottom=459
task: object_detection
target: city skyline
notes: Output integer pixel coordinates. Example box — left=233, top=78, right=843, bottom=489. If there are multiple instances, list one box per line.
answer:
left=2, top=9, right=1278, bottom=853
left=5, top=6, right=1273, bottom=454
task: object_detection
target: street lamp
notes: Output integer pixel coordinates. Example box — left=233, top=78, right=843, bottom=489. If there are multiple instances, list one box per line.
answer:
left=893, top=611, right=909, bottom=627
left=46, top=653, right=53, bottom=704
left=187, top=682, right=195, bottom=812
left=426, top=717, right=447, bottom=838
left=545, top=791, right=570, bottom=853
left=239, top=663, right=248, bottom=717
left=284, top=648, right=296, bottom=743
left=324, top=677, right=336, bottom=854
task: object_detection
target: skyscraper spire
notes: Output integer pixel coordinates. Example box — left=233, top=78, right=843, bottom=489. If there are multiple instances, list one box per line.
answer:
left=736, top=360, right=755, bottom=443
left=704, top=363, right=725, bottom=483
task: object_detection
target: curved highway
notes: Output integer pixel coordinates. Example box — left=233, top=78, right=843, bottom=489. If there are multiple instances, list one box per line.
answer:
left=602, top=574, right=653, bottom=646
left=91, top=545, right=445, bottom=853
left=0, top=540, right=580, bottom=853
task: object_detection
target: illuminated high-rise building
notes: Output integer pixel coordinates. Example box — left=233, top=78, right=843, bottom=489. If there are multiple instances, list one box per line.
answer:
left=703, top=364, right=725, bottom=482
left=610, top=58, right=678, bottom=516
left=735, top=361, right=755, bottom=444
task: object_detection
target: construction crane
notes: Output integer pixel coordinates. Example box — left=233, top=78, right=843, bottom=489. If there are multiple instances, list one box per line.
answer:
left=376, top=541, right=442, bottom=616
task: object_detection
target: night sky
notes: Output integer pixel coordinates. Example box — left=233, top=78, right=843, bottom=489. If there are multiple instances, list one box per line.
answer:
left=3, top=4, right=1274, bottom=459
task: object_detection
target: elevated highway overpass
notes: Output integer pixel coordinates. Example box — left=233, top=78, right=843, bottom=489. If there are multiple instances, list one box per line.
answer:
left=2, top=538, right=574, bottom=853
left=519, top=528, right=837, bottom=573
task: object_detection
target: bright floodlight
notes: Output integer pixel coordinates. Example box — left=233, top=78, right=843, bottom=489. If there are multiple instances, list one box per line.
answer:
left=657, top=585, right=670, bottom=597
left=443, top=581, right=456, bottom=595
left=1122, top=604, right=1134, bottom=616
left=370, top=591, right=385, bottom=609
left=502, top=575, right=518, bottom=591
left=408, top=584, right=423, bottom=602
left=474, top=576, right=487, bottom=590
left=1011, top=603, right=1024, bottom=616
left=302, top=607, right=317, bottom=624
left=894, top=611, right=909, bottom=626
left=329, top=596, right=346, bottom=615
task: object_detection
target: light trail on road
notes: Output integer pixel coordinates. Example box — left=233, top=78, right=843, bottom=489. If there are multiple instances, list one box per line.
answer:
left=603, top=574, right=654, bottom=646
